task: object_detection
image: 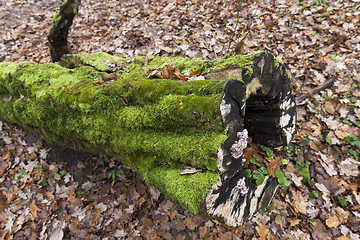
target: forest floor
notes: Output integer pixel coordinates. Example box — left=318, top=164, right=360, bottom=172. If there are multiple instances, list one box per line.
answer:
left=0, top=0, right=360, bottom=239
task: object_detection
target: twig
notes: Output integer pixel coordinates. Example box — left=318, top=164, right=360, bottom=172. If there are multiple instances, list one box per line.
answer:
left=120, top=97, right=128, bottom=106
left=295, top=77, right=335, bottom=103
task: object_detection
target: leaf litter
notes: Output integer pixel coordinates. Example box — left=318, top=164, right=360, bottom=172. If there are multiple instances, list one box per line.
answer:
left=1, top=0, right=360, bottom=239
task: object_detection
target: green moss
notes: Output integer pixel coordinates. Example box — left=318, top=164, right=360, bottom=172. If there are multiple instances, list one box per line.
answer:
left=144, top=166, right=219, bottom=214
left=53, top=10, right=60, bottom=22
left=75, top=50, right=264, bottom=80
left=273, top=55, right=284, bottom=69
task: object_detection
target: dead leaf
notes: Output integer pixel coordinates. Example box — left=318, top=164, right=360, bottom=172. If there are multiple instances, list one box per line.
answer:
left=255, top=222, right=268, bottom=240
left=180, top=167, right=202, bottom=175
left=266, top=156, right=282, bottom=177
left=290, top=218, right=301, bottom=226
left=324, top=101, right=335, bottom=114
left=29, top=200, right=42, bottom=219
left=104, top=73, right=120, bottom=81
left=0, top=162, right=8, bottom=175
left=326, top=215, right=341, bottom=228
left=86, top=55, right=96, bottom=61
left=291, top=191, right=308, bottom=215
left=15, top=94, right=24, bottom=103
left=3, top=95, right=12, bottom=104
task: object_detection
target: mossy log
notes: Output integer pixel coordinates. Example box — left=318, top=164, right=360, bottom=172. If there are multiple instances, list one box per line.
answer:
left=0, top=51, right=296, bottom=227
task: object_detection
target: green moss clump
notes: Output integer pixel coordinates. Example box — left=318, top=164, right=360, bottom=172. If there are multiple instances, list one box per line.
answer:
left=144, top=166, right=219, bottom=214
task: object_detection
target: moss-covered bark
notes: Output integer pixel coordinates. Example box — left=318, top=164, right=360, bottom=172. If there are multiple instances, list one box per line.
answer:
left=48, top=0, right=81, bottom=62
left=0, top=51, right=296, bottom=226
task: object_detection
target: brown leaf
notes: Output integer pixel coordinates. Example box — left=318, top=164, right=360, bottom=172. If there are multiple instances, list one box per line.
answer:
left=290, top=218, right=301, bottom=226
left=104, top=73, right=120, bottom=81
left=141, top=217, right=153, bottom=228
left=324, top=101, right=335, bottom=114
left=86, top=55, right=96, bottom=61
left=199, top=226, right=208, bottom=239
left=310, top=219, right=332, bottom=240
left=326, top=215, right=341, bottom=228
left=92, top=207, right=101, bottom=225
left=255, top=222, right=268, bottom=240
left=184, top=68, right=202, bottom=78
left=0, top=192, right=8, bottom=211
left=15, top=94, right=24, bottom=103
left=316, top=176, right=342, bottom=194
left=266, top=156, right=282, bottom=177
left=29, top=200, right=42, bottom=219
left=334, top=207, right=350, bottom=224
left=185, top=217, right=197, bottom=230
left=0, top=162, right=8, bottom=175
left=291, top=191, right=308, bottom=215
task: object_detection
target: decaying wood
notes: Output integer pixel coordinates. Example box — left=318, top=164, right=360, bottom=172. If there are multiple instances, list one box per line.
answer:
left=0, top=51, right=296, bottom=227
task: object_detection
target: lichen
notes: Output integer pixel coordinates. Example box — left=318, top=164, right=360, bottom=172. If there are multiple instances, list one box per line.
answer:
left=234, top=177, right=248, bottom=196
left=230, top=129, right=248, bottom=159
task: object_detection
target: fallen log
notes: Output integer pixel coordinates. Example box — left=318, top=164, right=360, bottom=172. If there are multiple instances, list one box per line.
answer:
left=0, top=50, right=296, bottom=227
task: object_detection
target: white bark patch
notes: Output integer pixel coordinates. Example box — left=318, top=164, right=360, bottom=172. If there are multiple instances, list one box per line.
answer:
left=217, top=148, right=225, bottom=172
left=245, top=77, right=262, bottom=99
left=280, top=97, right=295, bottom=111
left=230, top=129, right=248, bottom=159
left=280, top=114, right=291, bottom=128
left=220, top=98, right=231, bottom=122
left=258, top=58, right=265, bottom=75
left=282, top=115, right=296, bottom=144
left=205, top=176, right=269, bottom=227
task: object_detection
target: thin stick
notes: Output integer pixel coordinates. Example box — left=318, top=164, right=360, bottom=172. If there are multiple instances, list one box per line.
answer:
left=295, top=77, right=335, bottom=103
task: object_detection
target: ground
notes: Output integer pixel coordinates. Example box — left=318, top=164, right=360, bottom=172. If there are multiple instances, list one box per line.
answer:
left=0, top=0, right=360, bottom=239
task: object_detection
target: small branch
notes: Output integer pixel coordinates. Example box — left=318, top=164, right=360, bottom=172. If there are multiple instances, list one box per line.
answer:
left=48, top=0, right=81, bottom=62
left=296, top=77, right=335, bottom=103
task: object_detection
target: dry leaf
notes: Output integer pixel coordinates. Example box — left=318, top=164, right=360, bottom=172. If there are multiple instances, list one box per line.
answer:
left=291, top=191, right=308, bottom=215
left=266, top=156, right=282, bottom=177
left=290, top=218, right=301, bottom=226
left=255, top=222, right=268, bottom=240
left=104, top=73, right=120, bottom=81
left=3, top=95, right=12, bottom=103
left=324, top=101, right=335, bottom=114
left=180, top=167, right=202, bottom=175
left=29, top=200, right=42, bottom=219
left=86, top=55, right=96, bottom=61
left=326, top=215, right=341, bottom=228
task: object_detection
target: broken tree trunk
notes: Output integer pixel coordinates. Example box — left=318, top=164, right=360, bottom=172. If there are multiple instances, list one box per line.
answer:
left=48, top=0, right=81, bottom=62
left=0, top=51, right=296, bottom=227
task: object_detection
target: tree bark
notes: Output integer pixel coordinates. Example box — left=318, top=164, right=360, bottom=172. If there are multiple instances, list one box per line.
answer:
left=0, top=51, right=296, bottom=227
left=48, top=0, right=81, bottom=62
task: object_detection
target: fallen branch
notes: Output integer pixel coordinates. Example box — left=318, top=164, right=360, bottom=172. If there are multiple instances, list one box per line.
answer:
left=296, top=77, right=336, bottom=103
